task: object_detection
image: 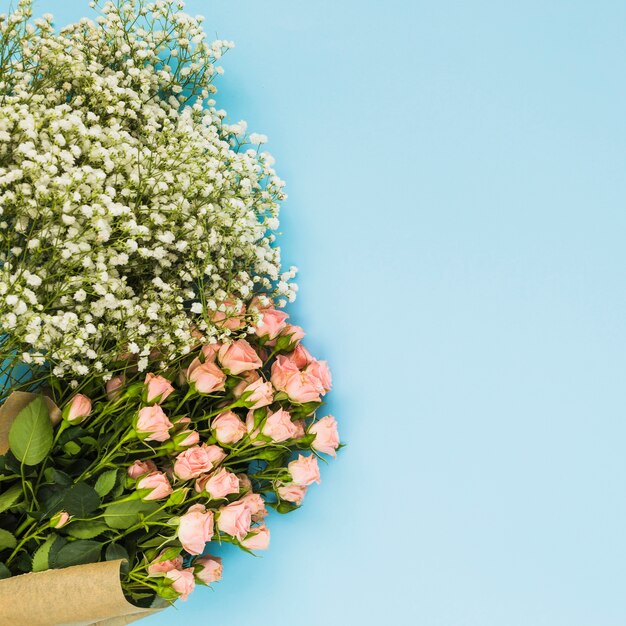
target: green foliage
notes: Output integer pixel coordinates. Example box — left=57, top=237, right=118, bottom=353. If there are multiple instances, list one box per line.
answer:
left=8, top=396, right=53, bottom=466
left=0, top=528, right=16, bottom=551
left=0, top=484, right=22, bottom=513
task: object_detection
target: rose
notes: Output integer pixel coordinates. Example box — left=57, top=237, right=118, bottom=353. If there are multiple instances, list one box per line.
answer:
left=271, top=357, right=321, bottom=404
left=197, top=468, right=240, bottom=499
left=195, top=555, right=223, bottom=585
left=186, top=344, right=221, bottom=378
left=288, top=454, right=321, bottom=486
left=165, top=568, right=195, bottom=601
left=211, top=411, right=247, bottom=445
left=270, top=355, right=299, bottom=389
left=136, top=405, right=174, bottom=442
left=288, top=345, right=313, bottom=368
left=105, top=375, right=125, bottom=400
left=51, top=511, right=71, bottom=529
left=241, top=525, right=270, bottom=550
left=218, top=339, right=262, bottom=375
left=232, top=370, right=260, bottom=398
left=178, top=504, right=214, bottom=555
left=137, top=471, right=173, bottom=501
left=144, top=373, right=174, bottom=403
left=64, top=394, right=92, bottom=424
left=238, top=473, right=253, bottom=493
left=217, top=500, right=252, bottom=541
left=148, top=551, right=183, bottom=576
left=127, top=459, right=157, bottom=479
left=240, top=377, right=274, bottom=409
left=306, top=360, right=332, bottom=393
left=173, top=428, right=200, bottom=449
left=188, top=361, right=226, bottom=394
left=240, top=492, right=268, bottom=521
left=254, top=308, right=288, bottom=340
left=174, top=444, right=223, bottom=480
left=309, top=415, right=340, bottom=456
left=277, top=483, right=307, bottom=505
left=280, top=324, right=305, bottom=346
left=292, top=420, right=306, bottom=439
left=261, top=409, right=299, bottom=443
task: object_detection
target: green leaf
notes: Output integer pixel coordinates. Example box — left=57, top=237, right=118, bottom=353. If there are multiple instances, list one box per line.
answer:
left=65, top=521, right=110, bottom=539
left=0, top=562, right=10, bottom=579
left=62, top=482, right=100, bottom=517
left=0, top=529, right=16, bottom=551
left=104, top=500, right=158, bottom=530
left=32, top=535, right=56, bottom=572
left=105, top=543, right=129, bottom=562
left=53, top=540, right=101, bottom=568
left=0, top=484, right=23, bottom=513
left=62, top=441, right=81, bottom=455
left=94, top=470, right=118, bottom=498
left=47, top=535, right=68, bottom=569
left=8, top=396, right=53, bottom=466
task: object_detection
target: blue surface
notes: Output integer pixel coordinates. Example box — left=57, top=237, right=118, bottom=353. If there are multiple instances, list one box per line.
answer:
left=5, top=0, right=626, bottom=624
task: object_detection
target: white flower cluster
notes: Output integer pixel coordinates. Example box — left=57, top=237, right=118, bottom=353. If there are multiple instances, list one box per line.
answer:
left=0, top=0, right=297, bottom=381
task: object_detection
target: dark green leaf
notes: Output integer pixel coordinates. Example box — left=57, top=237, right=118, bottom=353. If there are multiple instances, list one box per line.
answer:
left=0, top=529, right=16, bottom=551
left=65, top=521, right=110, bottom=539
left=94, top=470, right=118, bottom=498
left=104, top=500, right=158, bottom=530
left=0, top=484, right=23, bottom=513
left=38, top=484, right=68, bottom=517
left=32, top=535, right=56, bottom=572
left=43, top=469, right=72, bottom=487
left=53, top=540, right=101, bottom=568
left=0, top=562, right=10, bottom=579
left=105, top=543, right=129, bottom=562
left=47, top=535, right=68, bottom=569
left=62, top=482, right=100, bottom=517
left=8, top=396, right=53, bottom=466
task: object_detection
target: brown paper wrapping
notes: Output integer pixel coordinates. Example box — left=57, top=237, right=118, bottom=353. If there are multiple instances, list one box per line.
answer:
left=0, top=392, right=165, bottom=626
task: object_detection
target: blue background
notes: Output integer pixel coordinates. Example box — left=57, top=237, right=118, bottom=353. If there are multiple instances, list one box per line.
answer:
left=6, top=1, right=626, bottom=624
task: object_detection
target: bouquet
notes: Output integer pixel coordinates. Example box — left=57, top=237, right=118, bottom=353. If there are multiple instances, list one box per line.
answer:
left=0, top=1, right=340, bottom=624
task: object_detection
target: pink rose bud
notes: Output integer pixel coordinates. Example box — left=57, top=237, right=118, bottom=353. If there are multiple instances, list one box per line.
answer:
left=218, top=340, right=262, bottom=375
left=144, top=373, right=174, bottom=404
left=254, top=308, right=289, bottom=340
left=173, top=428, right=200, bottom=449
left=127, top=459, right=157, bottom=479
left=277, top=483, right=307, bottom=505
left=136, top=405, right=174, bottom=442
left=240, top=378, right=274, bottom=409
left=241, top=525, right=270, bottom=551
left=105, top=375, right=125, bottom=401
left=197, top=468, right=240, bottom=499
left=270, top=356, right=321, bottom=404
left=165, top=568, right=195, bottom=601
left=305, top=359, right=332, bottom=394
left=309, top=415, right=340, bottom=456
left=189, top=361, right=227, bottom=394
left=292, top=419, right=306, bottom=439
left=195, top=555, right=223, bottom=585
left=64, top=394, right=92, bottom=425
left=238, top=473, right=253, bottom=493
left=148, top=551, right=183, bottom=576
left=240, top=492, right=268, bottom=521
left=217, top=500, right=252, bottom=541
left=174, top=444, right=224, bottom=480
left=232, top=370, right=261, bottom=398
left=51, top=511, right=71, bottom=529
left=281, top=324, right=305, bottom=346
left=137, top=471, right=173, bottom=501
left=288, top=454, right=321, bottom=487
left=211, top=411, right=247, bottom=445
left=178, top=504, right=214, bottom=555
left=261, top=408, right=299, bottom=443
left=186, top=344, right=222, bottom=379
left=288, top=345, right=314, bottom=368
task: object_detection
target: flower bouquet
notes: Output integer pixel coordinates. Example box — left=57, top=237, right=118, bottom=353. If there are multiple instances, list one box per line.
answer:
left=0, top=1, right=340, bottom=624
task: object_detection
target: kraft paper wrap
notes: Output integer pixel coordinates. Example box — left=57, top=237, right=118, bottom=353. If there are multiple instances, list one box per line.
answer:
left=0, top=392, right=165, bottom=626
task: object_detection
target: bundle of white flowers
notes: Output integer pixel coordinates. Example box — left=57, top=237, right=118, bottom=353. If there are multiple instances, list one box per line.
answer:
left=0, top=0, right=297, bottom=394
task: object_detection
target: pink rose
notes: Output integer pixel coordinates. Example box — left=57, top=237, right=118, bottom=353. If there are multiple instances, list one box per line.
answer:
left=254, top=308, right=289, bottom=340
left=64, top=394, right=92, bottom=424
left=270, top=355, right=299, bottom=389
left=310, top=415, right=340, bottom=456
left=261, top=408, right=298, bottom=443
left=306, top=360, right=332, bottom=393
left=105, top=375, right=125, bottom=401
left=218, top=340, right=262, bottom=375
left=148, top=550, right=183, bottom=576
left=277, top=483, right=307, bottom=505
left=241, top=525, right=270, bottom=550
left=136, top=405, right=174, bottom=442
left=217, top=500, right=252, bottom=541
left=173, top=429, right=200, bottom=449
left=178, top=504, right=214, bottom=555
left=210, top=299, right=246, bottom=331
left=144, top=373, right=174, bottom=403
left=288, top=345, right=313, bottom=368
left=165, top=568, right=195, bottom=601
left=288, top=454, right=321, bottom=486
left=195, top=555, right=223, bottom=585
left=197, top=468, right=240, bottom=499
left=212, top=411, right=247, bottom=445
left=52, top=511, right=71, bottom=529
left=204, top=444, right=228, bottom=466
left=189, top=361, right=226, bottom=394
left=238, top=473, right=252, bottom=493
left=174, top=444, right=222, bottom=480
left=244, top=410, right=262, bottom=443
left=186, top=344, right=221, bottom=379
left=271, top=357, right=322, bottom=404
left=240, top=378, right=274, bottom=409
left=281, top=324, right=305, bottom=346
left=137, top=471, right=173, bottom=501
left=292, top=420, right=306, bottom=439
left=240, top=492, right=268, bottom=521
left=232, top=370, right=261, bottom=398
left=127, top=459, right=157, bottom=479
